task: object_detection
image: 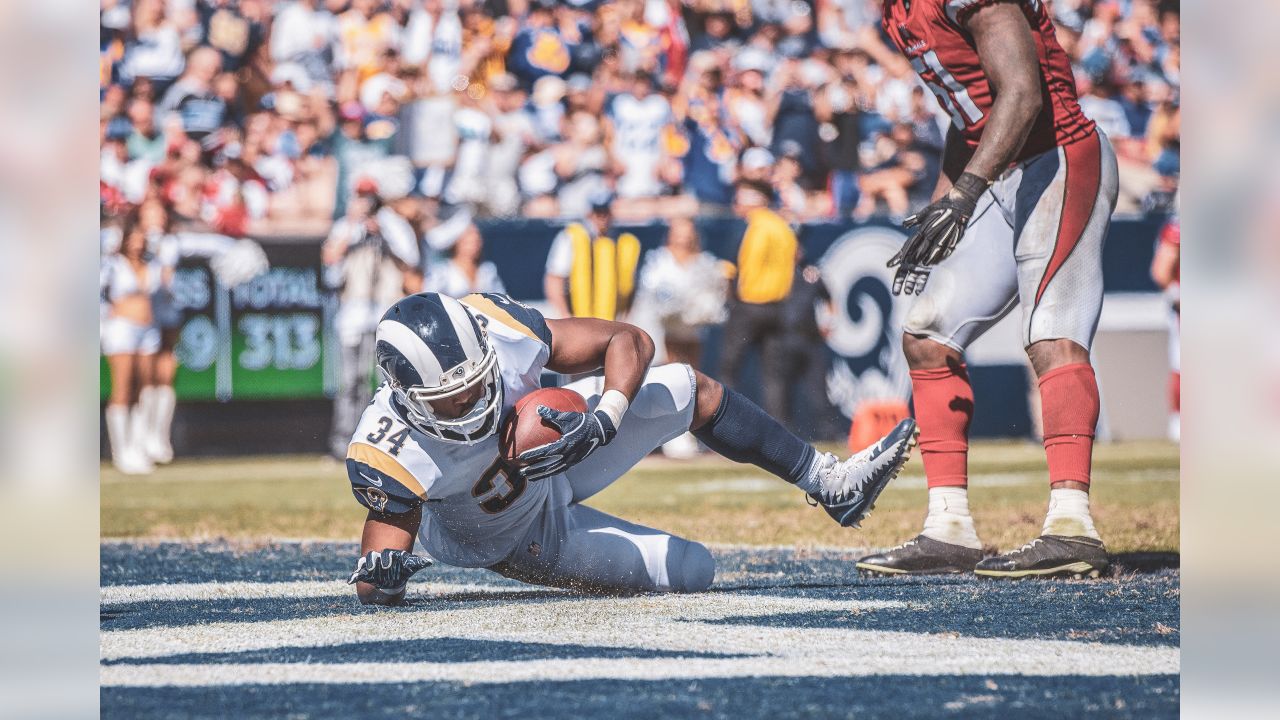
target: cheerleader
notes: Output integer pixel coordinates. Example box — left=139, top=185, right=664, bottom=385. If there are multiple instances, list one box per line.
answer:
left=101, top=209, right=163, bottom=474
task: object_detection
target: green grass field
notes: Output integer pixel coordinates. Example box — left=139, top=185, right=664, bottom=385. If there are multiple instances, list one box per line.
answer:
left=101, top=440, right=1179, bottom=554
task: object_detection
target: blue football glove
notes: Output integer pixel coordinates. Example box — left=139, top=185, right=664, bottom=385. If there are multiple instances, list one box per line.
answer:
left=347, top=549, right=432, bottom=592
left=515, top=406, right=618, bottom=481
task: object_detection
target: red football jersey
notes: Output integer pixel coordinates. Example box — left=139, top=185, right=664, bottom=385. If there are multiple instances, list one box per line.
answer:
left=882, top=0, right=1095, bottom=162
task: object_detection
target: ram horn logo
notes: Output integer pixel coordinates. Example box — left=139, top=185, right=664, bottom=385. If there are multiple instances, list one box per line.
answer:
left=817, top=227, right=914, bottom=419
left=356, top=486, right=390, bottom=513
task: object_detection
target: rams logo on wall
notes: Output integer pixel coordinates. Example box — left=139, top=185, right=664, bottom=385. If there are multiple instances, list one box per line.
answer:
left=819, top=227, right=915, bottom=418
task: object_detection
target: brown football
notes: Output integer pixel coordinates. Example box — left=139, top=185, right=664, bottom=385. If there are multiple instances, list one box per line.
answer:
left=500, top=387, right=588, bottom=463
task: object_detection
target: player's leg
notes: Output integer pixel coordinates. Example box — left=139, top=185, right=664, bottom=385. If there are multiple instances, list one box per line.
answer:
left=492, top=504, right=715, bottom=594
left=689, top=363, right=916, bottom=529
left=563, top=361, right=915, bottom=530
left=858, top=190, right=1021, bottom=575
left=975, top=131, right=1119, bottom=579
left=560, top=363, right=700, bottom=501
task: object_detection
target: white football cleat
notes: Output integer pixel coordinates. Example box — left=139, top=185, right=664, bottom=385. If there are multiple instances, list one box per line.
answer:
left=807, top=418, right=918, bottom=528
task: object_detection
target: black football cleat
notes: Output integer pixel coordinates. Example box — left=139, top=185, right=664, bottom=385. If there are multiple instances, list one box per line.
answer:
left=856, top=534, right=983, bottom=576
left=973, top=535, right=1109, bottom=579
left=806, top=418, right=918, bottom=528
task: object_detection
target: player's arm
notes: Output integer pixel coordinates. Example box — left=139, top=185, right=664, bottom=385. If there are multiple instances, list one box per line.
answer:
left=888, top=2, right=1043, bottom=293
left=352, top=507, right=425, bottom=606
left=932, top=124, right=976, bottom=200
left=515, top=317, right=656, bottom=479
left=545, top=316, right=655, bottom=403
left=960, top=1, right=1044, bottom=182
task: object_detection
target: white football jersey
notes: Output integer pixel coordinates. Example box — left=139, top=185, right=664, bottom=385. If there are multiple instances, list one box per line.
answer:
left=345, top=293, right=557, bottom=568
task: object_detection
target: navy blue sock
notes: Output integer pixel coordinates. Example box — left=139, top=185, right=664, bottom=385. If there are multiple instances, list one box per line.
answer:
left=692, top=387, right=816, bottom=484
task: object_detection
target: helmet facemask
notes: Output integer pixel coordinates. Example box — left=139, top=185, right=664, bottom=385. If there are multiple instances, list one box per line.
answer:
left=380, top=318, right=505, bottom=445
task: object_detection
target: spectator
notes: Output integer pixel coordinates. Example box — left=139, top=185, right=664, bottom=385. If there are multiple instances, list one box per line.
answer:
left=485, top=73, right=538, bottom=217
left=779, top=255, right=835, bottom=437
left=739, top=146, right=775, bottom=186
left=1078, top=75, right=1132, bottom=142
left=633, top=216, right=729, bottom=370
left=543, top=191, right=615, bottom=319
left=726, top=53, right=771, bottom=148
left=606, top=71, right=673, bottom=202
left=678, top=57, right=740, bottom=210
left=270, top=0, right=338, bottom=94
left=553, top=111, right=611, bottom=219
left=119, top=0, right=187, bottom=95
left=424, top=223, right=507, bottom=298
left=854, top=122, right=928, bottom=222
left=507, top=0, right=574, bottom=89
left=815, top=71, right=863, bottom=218
left=126, top=98, right=167, bottom=164
left=402, top=0, right=464, bottom=94
left=635, top=217, right=731, bottom=458
left=322, top=180, right=423, bottom=460
left=330, top=101, right=394, bottom=218
left=98, top=0, right=1178, bottom=229
left=444, top=91, right=495, bottom=207
left=720, top=180, right=798, bottom=421
left=199, top=0, right=267, bottom=73
left=158, top=46, right=228, bottom=142
left=335, top=0, right=399, bottom=84
left=767, top=56, right=822, bottom=186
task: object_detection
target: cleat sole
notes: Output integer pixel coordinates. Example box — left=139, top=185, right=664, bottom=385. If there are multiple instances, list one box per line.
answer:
left=973, top=561, right=1106, bottom=579
left=856, top=562, right=973, bottom=576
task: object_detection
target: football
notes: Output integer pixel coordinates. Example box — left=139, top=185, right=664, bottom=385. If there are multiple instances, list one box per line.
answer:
left=500, top=387, right=588, bottom=463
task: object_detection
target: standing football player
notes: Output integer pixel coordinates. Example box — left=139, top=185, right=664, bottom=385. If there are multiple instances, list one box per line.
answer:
left=344, top=292, right=916, bottom=604
left=856, top=0, right=1119, bottom=578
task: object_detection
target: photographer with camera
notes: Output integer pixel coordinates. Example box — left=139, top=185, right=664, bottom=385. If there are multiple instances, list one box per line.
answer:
left=323, top=177, right=423, bottom=459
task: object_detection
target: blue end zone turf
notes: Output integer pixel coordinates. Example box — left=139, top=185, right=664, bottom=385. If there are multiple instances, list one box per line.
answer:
left=100, top=542, right=1179, bottom=719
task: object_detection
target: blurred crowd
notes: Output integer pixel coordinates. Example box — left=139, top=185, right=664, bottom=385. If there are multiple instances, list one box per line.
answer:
left=100, top=0, right=1181, bottom=234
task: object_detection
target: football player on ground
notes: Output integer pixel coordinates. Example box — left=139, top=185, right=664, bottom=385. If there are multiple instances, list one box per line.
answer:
left=857, top=0, right=1119, bottom=578
left=343, top=292, right=916, bottom=604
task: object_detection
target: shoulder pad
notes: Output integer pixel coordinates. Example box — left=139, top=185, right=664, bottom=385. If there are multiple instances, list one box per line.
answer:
left=461, top=293, right=553, bottom=347
left=346, top=441, right=428, bottom=515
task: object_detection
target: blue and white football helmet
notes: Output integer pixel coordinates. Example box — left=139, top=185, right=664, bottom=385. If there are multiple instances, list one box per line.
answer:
left=375, top=293, right=503, bottom=444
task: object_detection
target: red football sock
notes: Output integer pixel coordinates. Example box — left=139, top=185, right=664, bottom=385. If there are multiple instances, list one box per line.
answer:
left=910, top=364, right=974, bottom=488
left=1169, top=371, right=1180, bottom=412
left=1038, top=363, right=1099, bottom=486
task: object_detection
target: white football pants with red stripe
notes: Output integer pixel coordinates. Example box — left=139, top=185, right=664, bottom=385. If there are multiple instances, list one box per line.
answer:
left=903, top=129, right=1119, bottom=352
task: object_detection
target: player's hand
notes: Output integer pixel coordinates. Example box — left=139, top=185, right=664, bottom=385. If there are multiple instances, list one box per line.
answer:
left=888, top=172, right=989, bottom=295
left=515, top=406, right=618, bottom=481
left=347, top=549, right=432, bottom=592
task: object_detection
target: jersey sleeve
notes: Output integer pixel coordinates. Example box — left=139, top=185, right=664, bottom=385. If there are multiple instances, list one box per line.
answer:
left=460, top=293, right=554, bottom=347
left=345, top=441, right=430, bottom=515
left=944, top=0, right=1030, bottom=25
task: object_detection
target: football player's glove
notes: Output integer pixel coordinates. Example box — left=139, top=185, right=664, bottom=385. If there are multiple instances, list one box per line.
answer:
left=888, top=172, right=990, bottom=295
left=515, top=406, right=618, bottom=481
left=347, top=549, right=432, bottom=592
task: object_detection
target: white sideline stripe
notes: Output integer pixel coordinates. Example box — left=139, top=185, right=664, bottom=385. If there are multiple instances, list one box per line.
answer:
left=101, top=647, right=1179, bottom=687
left=100, top=581, right=544, bottom=606
left=101, top=595, right=905, bottom=661
left=100, top=592, right=1178, bottom=682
